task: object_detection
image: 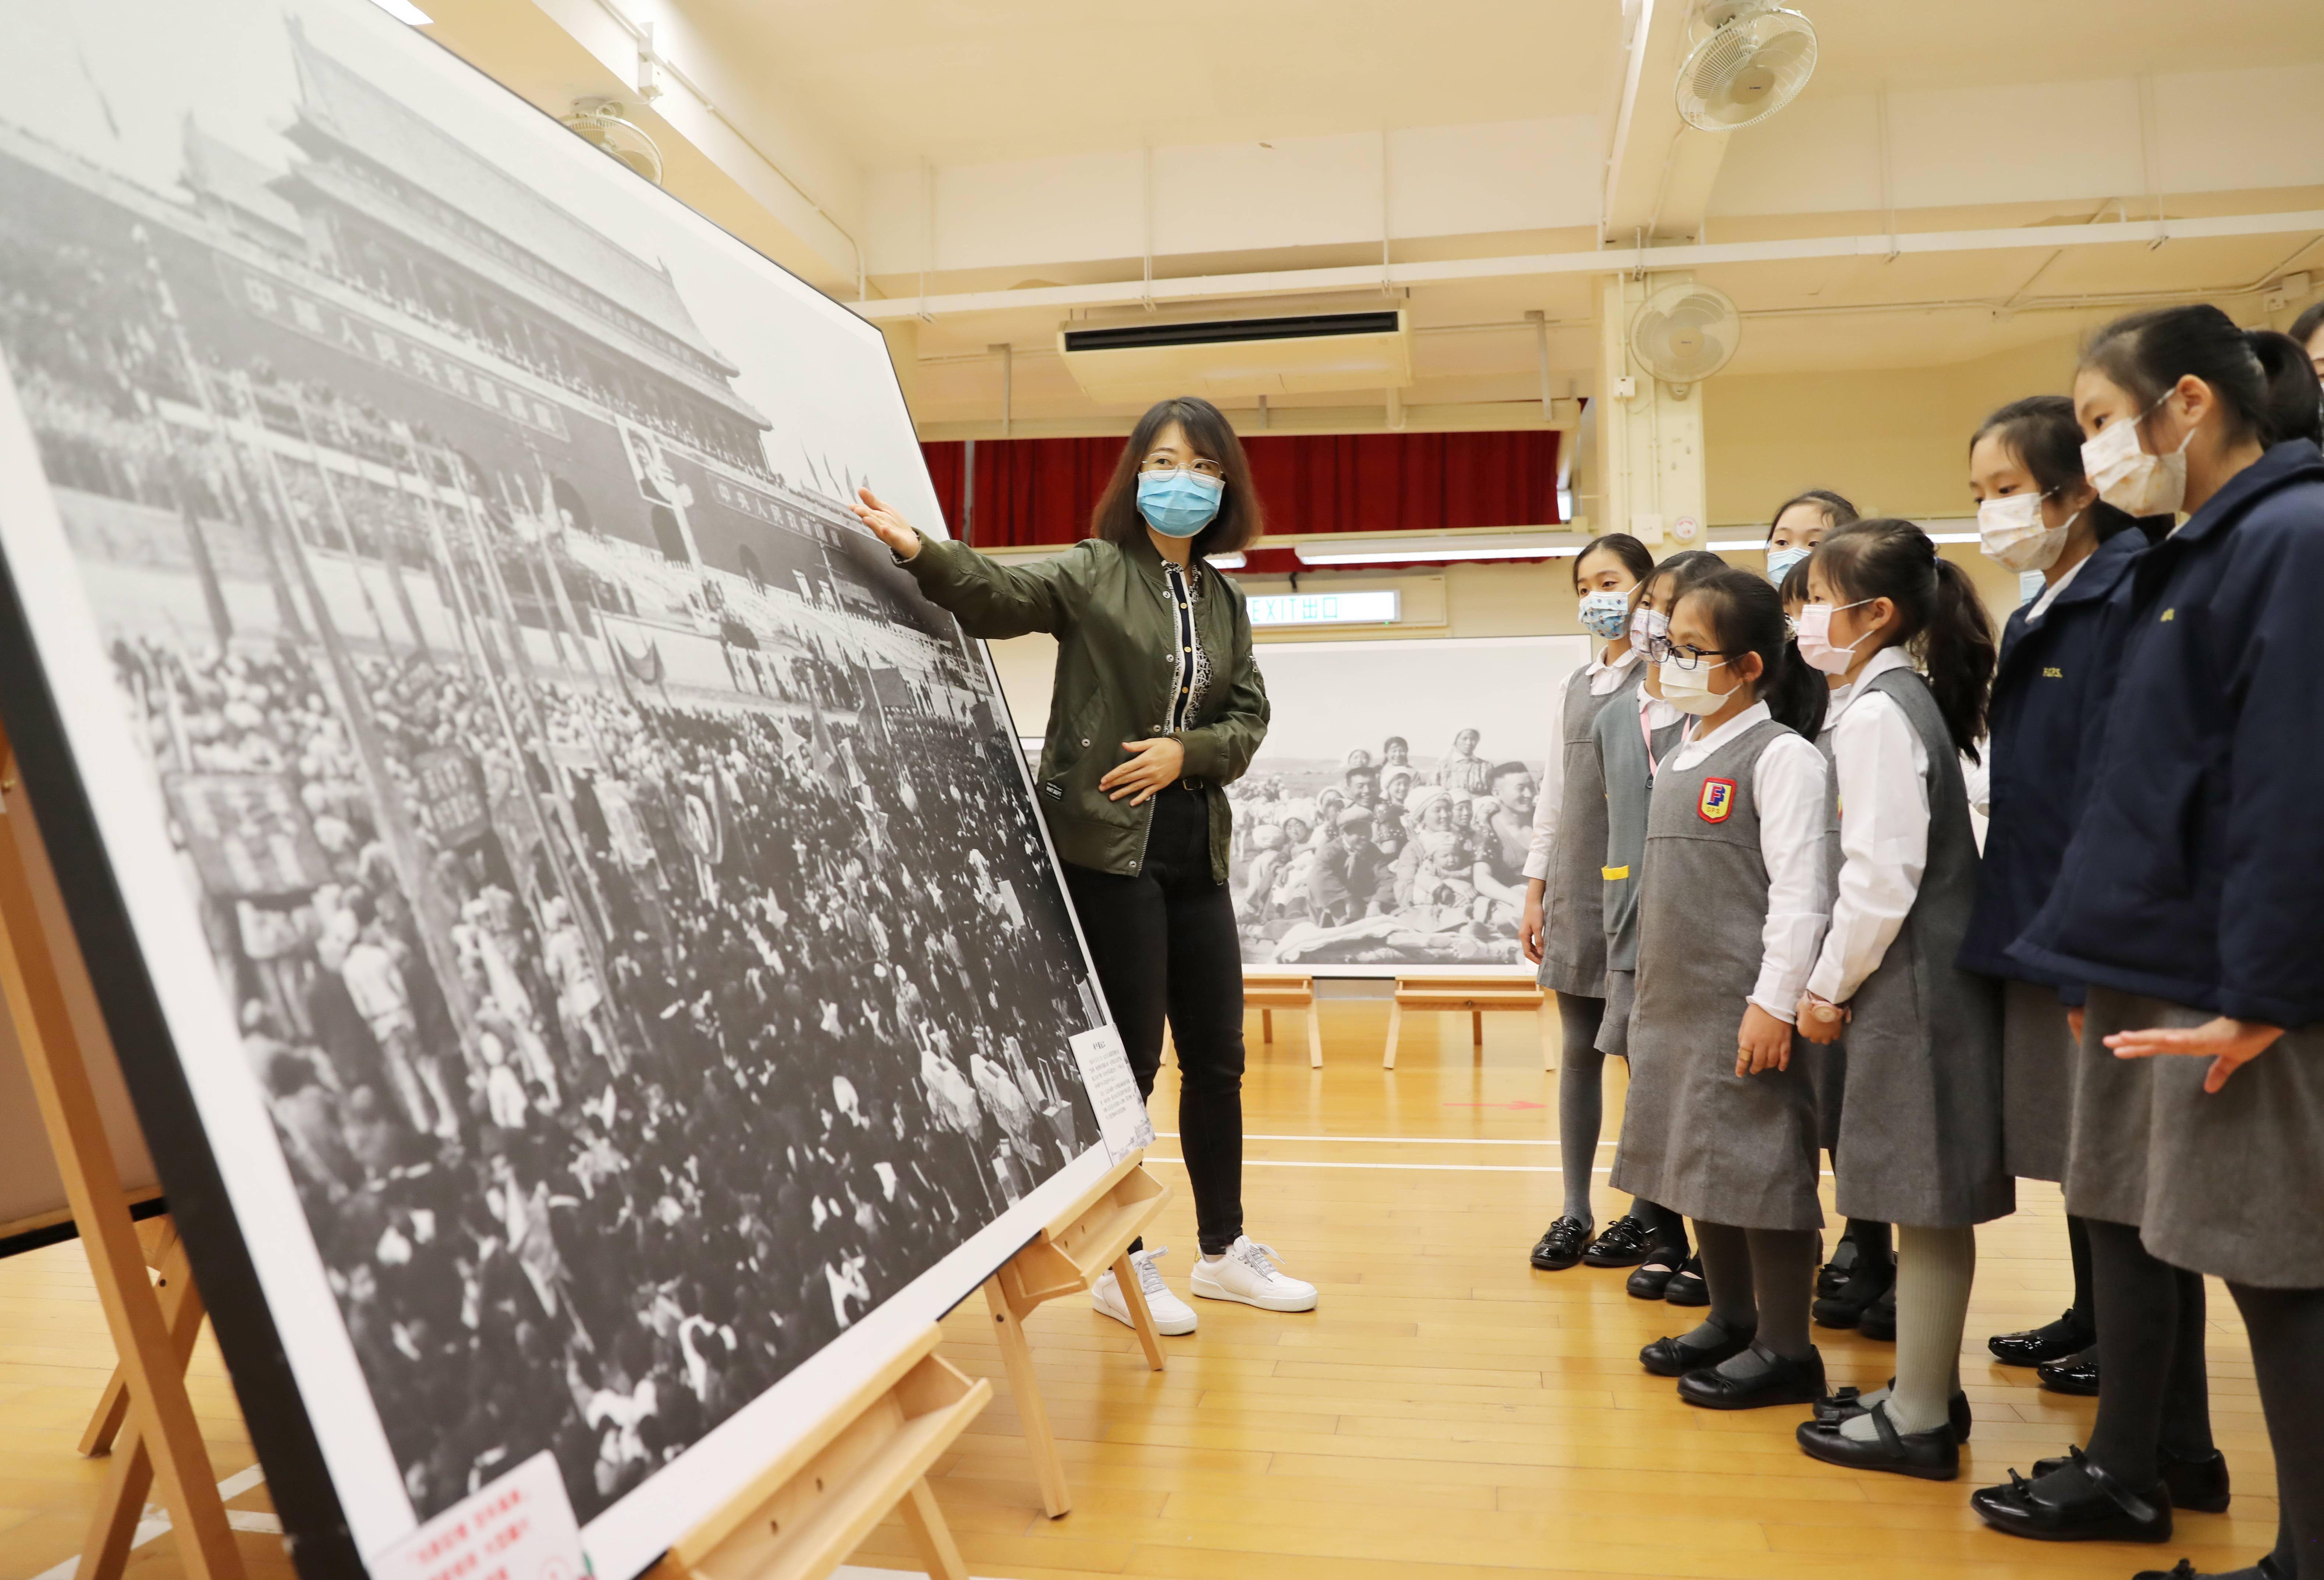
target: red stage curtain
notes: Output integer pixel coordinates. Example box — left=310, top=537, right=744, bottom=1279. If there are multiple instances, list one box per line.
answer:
left=918, top=429, right=1560, bottom=548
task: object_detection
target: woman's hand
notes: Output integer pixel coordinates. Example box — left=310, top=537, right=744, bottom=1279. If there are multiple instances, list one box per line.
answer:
left=1737, top=1003, right=1793, bottom=1076
left=2107, top=1016, right=2285, bottom=1094
left=846, top=488, right=920, bottom=561
left=1792, top=992, right=1849, bottom=1045
left=1100, top=738, right=1185, bottom=806
left=1518, top=881, right=1547, bottom=966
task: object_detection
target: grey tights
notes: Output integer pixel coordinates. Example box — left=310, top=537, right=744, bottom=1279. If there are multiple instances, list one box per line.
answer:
left=1554, top=992, right=1607, bottom=1224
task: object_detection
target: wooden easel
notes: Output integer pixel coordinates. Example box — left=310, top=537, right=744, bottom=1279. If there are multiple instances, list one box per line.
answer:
left=647, top=1325, right=987, bottom=1580
left=0, top=726, right=246, bottom=1580
left=1244, top=971, right=1324, bottom=1069
left=1381, top=974, right=1557, bottom=1070
left=978, top=1154, right=1170, bottom=1518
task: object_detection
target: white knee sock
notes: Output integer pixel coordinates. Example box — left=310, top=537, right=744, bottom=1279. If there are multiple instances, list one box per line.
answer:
left=1845, top=1224, right=1976, bottom=1439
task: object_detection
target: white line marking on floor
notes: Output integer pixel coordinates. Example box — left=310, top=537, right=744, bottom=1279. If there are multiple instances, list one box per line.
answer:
left=1158, top=1131, right=1590, bottom=1148
left=1143, top=1154, right=1834, bottom=1177
left=34, top=1464, right=272, bottom=1580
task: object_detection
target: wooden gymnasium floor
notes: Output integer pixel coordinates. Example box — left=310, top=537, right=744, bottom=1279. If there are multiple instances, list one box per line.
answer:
left=0, top=1001, right=2282, bottom=1580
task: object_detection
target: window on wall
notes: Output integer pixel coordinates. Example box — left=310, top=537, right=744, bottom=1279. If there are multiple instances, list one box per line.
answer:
left=917, top=430, right=1561, bottom=549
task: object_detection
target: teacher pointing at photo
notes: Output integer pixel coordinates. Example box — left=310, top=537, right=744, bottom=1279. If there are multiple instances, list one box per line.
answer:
left=848, top=395, right=1318, bottom=1333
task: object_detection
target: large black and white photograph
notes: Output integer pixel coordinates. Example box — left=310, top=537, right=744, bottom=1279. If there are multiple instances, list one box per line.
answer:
left=1226, top=635, right=1580, bottom=975
left=0, top=1, right=1118, bottom=1572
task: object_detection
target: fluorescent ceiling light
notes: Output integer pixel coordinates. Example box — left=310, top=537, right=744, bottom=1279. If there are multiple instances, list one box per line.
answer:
left=1706, top=537, right=1770, bottom=549
left=1295, top=533, right=1582, bottom=566
left=1206, top=552, right=1246, bottom=569
left=1927, top=532, right=1979, bottom=544
left=369, top=0, right=433, bottom=22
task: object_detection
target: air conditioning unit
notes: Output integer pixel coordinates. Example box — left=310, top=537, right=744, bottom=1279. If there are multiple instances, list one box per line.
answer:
left=1057, top=310, right=1413, bottom=406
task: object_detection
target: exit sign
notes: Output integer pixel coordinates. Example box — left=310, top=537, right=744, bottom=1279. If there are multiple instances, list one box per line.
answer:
left=1246, top=590, right=1400, bottom=627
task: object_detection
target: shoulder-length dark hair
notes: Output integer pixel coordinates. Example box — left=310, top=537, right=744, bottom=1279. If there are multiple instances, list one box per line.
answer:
left=1090, top=397, right=1263, bottom=560
left=1970, top=394, right=2145, bottom=542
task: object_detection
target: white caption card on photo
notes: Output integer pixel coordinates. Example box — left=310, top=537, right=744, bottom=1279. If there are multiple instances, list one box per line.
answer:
left=372, top=1452, right=586, bottom=1580
left=1070, top=1024, right=1153, bottom=1162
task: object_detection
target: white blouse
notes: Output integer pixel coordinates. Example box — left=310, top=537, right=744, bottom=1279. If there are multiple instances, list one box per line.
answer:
left=1523, top=643, right=1646, bottom=882
left=1664, top=701, right=1831, bottom=1025
left=1805, top=645, right=1929, bottom=1006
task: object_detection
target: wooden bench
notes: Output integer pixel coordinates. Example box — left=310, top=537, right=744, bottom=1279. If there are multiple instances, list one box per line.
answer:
left=1243, top=971, right=1324, bottom=1069
left=1383, top=975, right=1555, bottom=1070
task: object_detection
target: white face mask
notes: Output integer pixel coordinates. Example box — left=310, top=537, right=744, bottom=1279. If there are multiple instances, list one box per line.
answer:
left=1977, top=491, right=2080, bottom=574
left=1656, top=655, right=1730, bottom=716
left=2081, top=393, right=2199, bottom=518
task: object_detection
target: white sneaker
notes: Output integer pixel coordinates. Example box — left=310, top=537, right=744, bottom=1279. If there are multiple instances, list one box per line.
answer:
left=1190, top=1236, right=1319, bottom=1312
left=1092, top=1246, right=1197, bottom=1336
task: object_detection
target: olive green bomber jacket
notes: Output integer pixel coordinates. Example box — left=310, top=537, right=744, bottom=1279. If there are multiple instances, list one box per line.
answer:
left=899, top=531, right=1269, bottom=883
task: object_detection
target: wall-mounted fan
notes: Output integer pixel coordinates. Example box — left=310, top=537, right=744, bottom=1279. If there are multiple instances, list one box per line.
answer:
left=1676, top=2, right=1818, bottom=132
left=1627, top=280, right=1742, bottom=397
left=560, top=99, right=665, bottom=185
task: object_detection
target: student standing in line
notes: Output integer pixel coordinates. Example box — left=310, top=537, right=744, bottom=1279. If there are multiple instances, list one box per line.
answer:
left=1589, top=549, right=1725, bottom=1299
left=1616, top=569, right=1835, bottom=1409
left=1763, top=488, right=1859, bottom=586
left=1958, top=397, right=2152, bottom=1381
left=2293, top=299, right=2324, bottom=379
left=1522, top=534, right=1671, bottom=1271
left=1976, top=309, right=2324, bottom=1580
left=850, top=396, right=1319, bottom=1334
left=1788, top=519, right=2008, bottom=1481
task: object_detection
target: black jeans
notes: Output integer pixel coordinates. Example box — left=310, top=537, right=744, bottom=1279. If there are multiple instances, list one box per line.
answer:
left=1063, top=783, right=1246, bottom=1255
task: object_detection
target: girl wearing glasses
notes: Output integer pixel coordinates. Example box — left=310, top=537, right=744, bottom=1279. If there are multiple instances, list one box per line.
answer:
left=1616, top=568, right=1835, bottom=1411
left=1522, top=532, right=1660, bottom=1274
left=1789, top=519, right=2004, bottom=1479
left=849, top=396, right=1317, bottom=1335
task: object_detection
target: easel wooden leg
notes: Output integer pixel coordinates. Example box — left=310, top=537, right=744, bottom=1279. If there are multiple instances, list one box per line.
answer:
left=1260, top=1008, right=1273, bottom=1044
left=981, top=1276, right=1070, bottom=1518
left=1306, top=1006, right=1323, bottom=1070
left=897, top=1478, right=968, bottom=1580
left=81, top=1370, right=131, bottom=1457
left=1382, top=1000, right=1402, bottom=1069
left=82, top=1219, right=185, bottom=1457
left=1109, top=1254, right=1166, bottom=1372
left=82, top=1232, right=211, bottom=1579
left=1, top=742, right=241, bottom=1580
left=1472, top=1009, right=1484, bottom=1050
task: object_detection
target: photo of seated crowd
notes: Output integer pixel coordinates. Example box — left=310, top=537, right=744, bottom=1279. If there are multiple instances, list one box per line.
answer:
left=0, top=85, right=1105, bottom=1525
left=1222, top=640, right=1561, bottom=970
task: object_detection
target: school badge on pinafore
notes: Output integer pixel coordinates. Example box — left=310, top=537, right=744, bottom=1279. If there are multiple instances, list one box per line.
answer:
left=1697, top=778, right=1737, bottom=823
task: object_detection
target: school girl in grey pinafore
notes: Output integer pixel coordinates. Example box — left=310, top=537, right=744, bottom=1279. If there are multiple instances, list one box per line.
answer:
left=1590, top=692, right=1685, bottom=1057
left=1820, top=669, right=2013, bottom=1228
left=1536, top=663, right=1647, bottom=998
left=1613, top=717, right=1825, bottom=1230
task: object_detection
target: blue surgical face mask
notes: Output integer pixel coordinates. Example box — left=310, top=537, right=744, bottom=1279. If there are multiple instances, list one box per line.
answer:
left=1577, top=589, right=1632, bottom=641
left=1136, top=470, right=1224, bottom=538
left=2018, top=569, right=2048, bottom=605
left=1766, top=544, right=1810, bottom=585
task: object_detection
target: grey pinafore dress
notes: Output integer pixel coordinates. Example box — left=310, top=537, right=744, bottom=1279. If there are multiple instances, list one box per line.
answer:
left=2067, top=992, right=2324, bottom=1287
left=1590, top=693, right=1686, bottom=1058
left=1821, top=669, right=2012, bottom=1228
left=1612, top=717, right=1825, bottom=1231
left=1537, top=662, right=1646, bottom=998
left=2000, top=978, right=2074, bottom=1183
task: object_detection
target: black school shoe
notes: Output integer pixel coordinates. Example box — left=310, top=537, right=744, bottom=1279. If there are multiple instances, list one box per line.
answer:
left=1625, top=1241, right=1692, bottom=1300
left=2134, top=1558, right=2290, bottom=1580
left=1814, top=1379, right=1972, bottom=1442
left=1811, top=1255, right=1894, bottom=1330
left=1662, top=1253, right=1709, bottom=1306
left=1989, top=1308, right=2095, bottom=1367
left=1581, top=1215, right=1653, bottom=1268
left=1639, top=1317, right=1755, bottom=1377
left=1796, top=1400, right=1959, bottom=1480
left=2030, top=1446, right=2229, bottom=1514
left=1970, top=1447, right=2173, bottom=1544
left=1678, top=1346, right=1825, bottom=1410
left=1858, top=1280, right=1898, bottom=1342
left=2037, top=1349, right=2100, bottom=1395
left=1815, top=1235, right=1863, bottom=1300
left=1529, top=1216, right=1592, bottom=1271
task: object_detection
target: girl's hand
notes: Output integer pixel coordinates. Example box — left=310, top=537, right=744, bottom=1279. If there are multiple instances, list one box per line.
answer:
left=1100, top=738, right=1185, bottom=806
left=847, top=488, right=920, bottom=561
left=2107, top=1016, right=2284, bottom=1094
left=1792, top=992, right=1849, bottom=1045
left=1518, top=889, right=1546, bottom=965
left=1737, top=1003, right=1792, bottom=1076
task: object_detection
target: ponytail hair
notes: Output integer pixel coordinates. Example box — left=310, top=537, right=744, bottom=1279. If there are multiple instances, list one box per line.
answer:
left=2080, top=305, right=2283, bottom=450
left=1573, top=531, right=1657, bottom=589
left=1636, top=547, right=1726, bottom=609
left=1769, top=488, right=1859, bottom=536
left=2245, top=329, right=2323, bottom=447
left=1970, top=394, right=2144, bottom=542
left=1679, top=567, right=1826, bottom=740
left=1812, top=520, right=1996, bottom=759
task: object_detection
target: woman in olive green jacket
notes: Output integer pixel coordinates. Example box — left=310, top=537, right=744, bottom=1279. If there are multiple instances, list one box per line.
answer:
left=849, top=396, right=1317, bottom=1332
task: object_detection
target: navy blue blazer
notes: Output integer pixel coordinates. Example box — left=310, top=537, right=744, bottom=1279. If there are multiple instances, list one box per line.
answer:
left=1957, top=527, right=2146, bottom=999
left=2012, top=442, right=2324, bottom=1027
